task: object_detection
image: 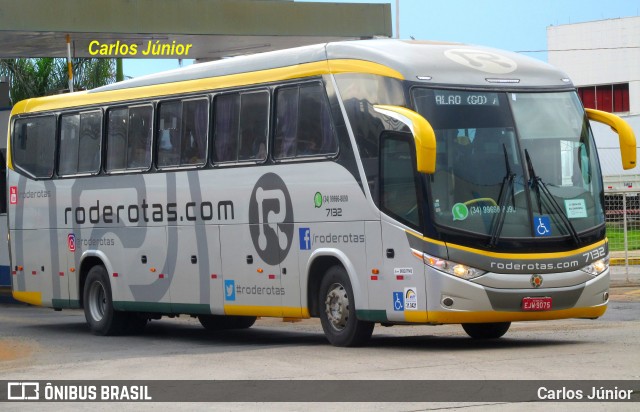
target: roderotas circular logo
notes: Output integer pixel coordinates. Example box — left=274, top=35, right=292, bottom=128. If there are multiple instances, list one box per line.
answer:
left=444, top=48, right=517, bottom=74
left=249, top=173, right=294, bottom=265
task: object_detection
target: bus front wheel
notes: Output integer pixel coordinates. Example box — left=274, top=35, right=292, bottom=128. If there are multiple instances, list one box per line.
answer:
left=318, top=266, right=374, bottom=347
left=83, top=265, right=128, bottom=336
left=462, top=322, right=511, bottom=339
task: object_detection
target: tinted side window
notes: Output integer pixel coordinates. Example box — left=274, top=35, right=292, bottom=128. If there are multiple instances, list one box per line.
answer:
left=106, top=105, right=153, bottom=172
left=212, top=94, right=239, bottom=163
left=181, top=99, right=208, bottom=165
left=380, top=134, right=420, bottom=229
left=0, top=150, right=6, bottom=214
left=157, top=101, right=182, bottom=167
left=213, top=90, right=268, bottom=164
left=238, top=91, right=268, bottom=162
left=59, top=114, right=81, bottom=175
left=106, top=108, right=128, bottom=171
left=13, top=115, right=55, bottom=178
left=274, top=83, right=337, bottom=159
left=59, top=111, right=102, bottom=175
left=158, top=99, right=208, bottom=168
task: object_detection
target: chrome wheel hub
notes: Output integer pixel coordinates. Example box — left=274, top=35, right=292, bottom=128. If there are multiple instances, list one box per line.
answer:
left=324, top=283, right=349, bottom=331
left=88, top=281, right=106, bottom=322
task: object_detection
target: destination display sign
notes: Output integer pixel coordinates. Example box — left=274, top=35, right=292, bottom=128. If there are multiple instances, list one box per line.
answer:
left=434, top=90, right=500, bottom=106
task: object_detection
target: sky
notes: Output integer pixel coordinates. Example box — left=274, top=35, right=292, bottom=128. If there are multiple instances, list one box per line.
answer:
left=123, top=0, right=639, bottom=78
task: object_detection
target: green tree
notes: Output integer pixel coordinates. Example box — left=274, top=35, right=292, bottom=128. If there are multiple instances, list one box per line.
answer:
left=0, top=57, right=115, bottom=106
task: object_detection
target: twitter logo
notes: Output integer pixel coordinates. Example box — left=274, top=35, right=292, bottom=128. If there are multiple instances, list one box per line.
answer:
left=224, top=280, right=236, bottom=301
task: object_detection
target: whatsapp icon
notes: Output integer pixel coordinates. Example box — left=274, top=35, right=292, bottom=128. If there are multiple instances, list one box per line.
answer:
left=452, top=203, right=469, bottom=221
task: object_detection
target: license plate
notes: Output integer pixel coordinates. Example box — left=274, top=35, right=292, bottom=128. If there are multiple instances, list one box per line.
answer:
left=522, top=297, right=552, bottom=311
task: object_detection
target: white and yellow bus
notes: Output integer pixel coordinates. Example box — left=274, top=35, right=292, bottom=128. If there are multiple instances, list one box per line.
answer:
left=6, top=40, right=636, bottom=346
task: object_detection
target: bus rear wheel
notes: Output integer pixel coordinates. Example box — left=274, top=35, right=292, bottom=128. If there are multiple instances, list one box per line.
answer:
left=318, top=266, right=374, bottom=347
left=83, top=265, right=128, bottom=336
left=462, top=322, right=511, bottom=339
left=198, top=315, right=257, bottom=331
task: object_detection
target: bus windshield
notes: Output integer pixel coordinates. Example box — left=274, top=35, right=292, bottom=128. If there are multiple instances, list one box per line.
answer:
left=412, top=89, right=604, bottom=241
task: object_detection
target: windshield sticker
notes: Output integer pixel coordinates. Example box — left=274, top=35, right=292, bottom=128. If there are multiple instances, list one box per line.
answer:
left=452, top=203, right=469, bottom=221
left=534, top=216, right=552, bottom=237
left=565, top=199, right=587, bottom=219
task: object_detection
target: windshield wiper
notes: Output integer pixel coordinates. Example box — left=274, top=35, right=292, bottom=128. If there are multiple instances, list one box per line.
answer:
left=525, top=149, right=580, bottom=245
left=488, top=144, right=516, bottom=247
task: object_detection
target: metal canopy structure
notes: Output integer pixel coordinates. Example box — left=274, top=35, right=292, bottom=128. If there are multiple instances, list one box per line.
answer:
left=0, top=0, right=392, bottom=61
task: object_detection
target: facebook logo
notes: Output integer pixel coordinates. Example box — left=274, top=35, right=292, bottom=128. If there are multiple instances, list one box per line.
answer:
left=224, top=280, right=235, bottom=301
left=299, top=227, right=311, bottom=250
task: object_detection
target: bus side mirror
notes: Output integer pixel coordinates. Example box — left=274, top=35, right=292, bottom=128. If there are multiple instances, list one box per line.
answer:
left=374, top=105, right=437, bottom=174
left=586, top=108, right=636, bottom=170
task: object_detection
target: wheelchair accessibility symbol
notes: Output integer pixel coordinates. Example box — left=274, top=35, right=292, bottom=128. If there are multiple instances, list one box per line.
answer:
left=393, top=292, right=404, bottom=311
left=534, top=216, right=551, bottom=237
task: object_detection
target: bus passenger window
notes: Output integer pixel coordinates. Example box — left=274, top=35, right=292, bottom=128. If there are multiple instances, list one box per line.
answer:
left=213, top=90, right=268, bottom=164
left=59, top=114, right=81, bottom=175
left=0, top=150, right=7, bottom=214
left=181, top=99, right=208, bottom=165
left=274, top=87, right=298, bottom=158
left=274, top=83, right=337, bottom=160
left=239, top=91, right=268, bottom=162
left=106, top=108, right=128, bottom=171
left=213, top=93, right=240, bottom=163
left=59, top=111, right=102, bottom=175
left=107, top=105, right=153, bottom=172
left=157, top=101, right=182, bottom=168
left=77, top=111, right=102, bottom=173
left=126, top=106, right=153, bottom=169
left=13, top=116, right=56, bottom=178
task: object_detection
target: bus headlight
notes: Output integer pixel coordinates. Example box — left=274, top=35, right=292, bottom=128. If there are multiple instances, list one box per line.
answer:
left=580, top=257, right=609, bottom=276
left=423, top=253, right=486, bottom=280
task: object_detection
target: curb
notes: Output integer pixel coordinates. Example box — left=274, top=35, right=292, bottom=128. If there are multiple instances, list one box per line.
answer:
left=610, top=258, right=640, bottom=266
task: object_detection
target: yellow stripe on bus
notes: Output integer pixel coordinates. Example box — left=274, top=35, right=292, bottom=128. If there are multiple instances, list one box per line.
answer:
left=404, top=305, right=606, bottom=324
left=6, top=59, right=402, bottom=171
left=10, top=59, right=403, bottom=116
left=12, top=291, right=43, bottom=306
left=406, top=230, right=607, bottom=260
left=224, top=305, right=311, bottom=319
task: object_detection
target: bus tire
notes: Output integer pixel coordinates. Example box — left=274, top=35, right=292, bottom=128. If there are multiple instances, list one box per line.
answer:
left=83, top=265, right=127, bottom=336
left=462, top=322, right=511, bottom=339
left=318, top=265, right=374, bottom=347
left=198, top=315, right=257, bottom=331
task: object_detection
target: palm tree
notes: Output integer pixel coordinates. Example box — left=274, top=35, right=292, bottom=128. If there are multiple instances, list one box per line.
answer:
left=0, top=58, right=115, bottom=106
